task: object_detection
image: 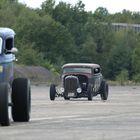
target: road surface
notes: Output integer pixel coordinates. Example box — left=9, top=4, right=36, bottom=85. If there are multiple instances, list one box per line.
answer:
left=0, top=85, right=140, bottom=140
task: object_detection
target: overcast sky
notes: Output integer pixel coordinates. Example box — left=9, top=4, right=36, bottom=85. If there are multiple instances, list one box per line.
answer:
left=18, top=0, right=140, bottom=14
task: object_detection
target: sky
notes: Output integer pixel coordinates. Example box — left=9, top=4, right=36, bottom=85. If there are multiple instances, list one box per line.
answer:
left=18, top=0, right=140, bottom=14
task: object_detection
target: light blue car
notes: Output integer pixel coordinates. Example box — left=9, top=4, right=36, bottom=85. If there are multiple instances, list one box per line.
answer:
left=0, top=28, right=31, bottom=126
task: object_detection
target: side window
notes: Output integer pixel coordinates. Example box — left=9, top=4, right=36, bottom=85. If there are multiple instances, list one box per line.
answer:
left=5, top=38, right=13, bottom=52
left=94, top=68, right=100, bottom=74
left=0, top=37, right=2, bottom=54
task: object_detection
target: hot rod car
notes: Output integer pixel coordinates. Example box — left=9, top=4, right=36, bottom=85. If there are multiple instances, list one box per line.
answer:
left=0, top=28, right=31, bottom=126
left=50, top=63, right=108, bottom=101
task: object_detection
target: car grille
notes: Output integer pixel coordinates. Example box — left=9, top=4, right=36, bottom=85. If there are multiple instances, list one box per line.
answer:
left=64, top=76, right=79, bottom=92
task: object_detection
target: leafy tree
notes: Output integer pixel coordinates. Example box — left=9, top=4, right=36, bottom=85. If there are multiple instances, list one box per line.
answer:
left=74, top=0, right=85, bottom=11
left=1, top=0, right=140, bottom=81
left=17, top=44, right=44, bottom=66
left=0, top=0, right=21, bottom=27
left=132, top=38, right=140, bottom=74
left=41, top=0, right=55, bottom=15
left=53, top=0, right=88, bottom=38
left=132, top=12, right=140, bottom=24
left=52, top=2, right=73, bottom=26
left=80, top=35, right=97, bottom=63
left=94, top=7, right=109, bottom=22
left=15, top=8, right=75, bottom=64
left=107, top=30, right=137, bottom=79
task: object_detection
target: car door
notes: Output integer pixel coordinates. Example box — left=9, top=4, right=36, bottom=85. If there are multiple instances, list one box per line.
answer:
left=93, top=68, right=102, bottom=92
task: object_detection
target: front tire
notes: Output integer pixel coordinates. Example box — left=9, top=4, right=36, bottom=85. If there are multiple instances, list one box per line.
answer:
left=64, top=94, right=70, bottom=100
left=0, top=83, right=10, bottom=126
left=100, top=80, right=108, bottom=101
left=12, top=78, right=31, bottom=122
left=50, top=84, right=56, bottom=100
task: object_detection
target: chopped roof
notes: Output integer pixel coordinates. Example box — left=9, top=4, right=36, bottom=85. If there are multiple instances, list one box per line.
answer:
left=0, top=28, right=15, bottom=38
left=62, top=63, right=100, bottom=69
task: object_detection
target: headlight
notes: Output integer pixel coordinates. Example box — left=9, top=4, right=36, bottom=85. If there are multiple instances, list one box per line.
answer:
left=0, top=65, right=3, bottom=72
left=77, top=88, right=82, bottom=93
left=60, top=87, right=64, bottom=92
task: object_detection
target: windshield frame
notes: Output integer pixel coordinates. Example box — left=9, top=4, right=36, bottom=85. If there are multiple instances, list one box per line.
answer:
left=0, top=37, right=3, bottom=54
left=63, top=67, right=92, bottom=74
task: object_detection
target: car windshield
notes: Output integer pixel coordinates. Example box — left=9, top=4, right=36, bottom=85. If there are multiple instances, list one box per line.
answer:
left=63, top=67, right=92, bottom=74
left=0, top=37, right=2, bottom=54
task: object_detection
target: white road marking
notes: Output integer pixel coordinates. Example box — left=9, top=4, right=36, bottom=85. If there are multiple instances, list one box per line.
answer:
left=31, top=111, right=140, bottom=122
left=31, top=115, right=81, bottom=121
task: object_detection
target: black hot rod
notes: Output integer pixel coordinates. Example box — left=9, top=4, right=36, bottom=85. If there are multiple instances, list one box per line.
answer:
left=50, top=63, right=108, bottom=101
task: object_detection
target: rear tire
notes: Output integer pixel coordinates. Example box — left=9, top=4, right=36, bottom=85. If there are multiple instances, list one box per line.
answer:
left=50, top=84, right=56, bottom=100
left=100, top=80, right=108, bottom=101
left=12, top=78, right=31, bottom=122
left=0, top=83, right=10, bottom=126
left=87, top=84, right=93, bottom=101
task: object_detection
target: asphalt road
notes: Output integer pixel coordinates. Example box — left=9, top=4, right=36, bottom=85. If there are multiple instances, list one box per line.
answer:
left=0, top=85, right=140, bottom=140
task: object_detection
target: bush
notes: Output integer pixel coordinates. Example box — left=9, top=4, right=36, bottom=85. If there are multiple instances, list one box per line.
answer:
left=116, top=69, right=129, bottom=85
left=133, top=73, right=140, bottom=83
left=17, top=44, right=44, bottom=66
left=43, top=61, right=60, bottom=76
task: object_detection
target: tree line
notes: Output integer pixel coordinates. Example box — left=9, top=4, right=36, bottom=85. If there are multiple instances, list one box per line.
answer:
left=1, top=0, right=140, bottom=82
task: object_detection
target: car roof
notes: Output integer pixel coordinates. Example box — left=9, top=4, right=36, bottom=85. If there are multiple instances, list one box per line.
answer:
left=62, top=63, right=100, bottom=69
left=0, top=28, right=15, bottom=39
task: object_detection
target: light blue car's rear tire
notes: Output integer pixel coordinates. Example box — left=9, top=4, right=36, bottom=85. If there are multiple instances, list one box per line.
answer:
left=12, top=78, right=31, bottom=122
